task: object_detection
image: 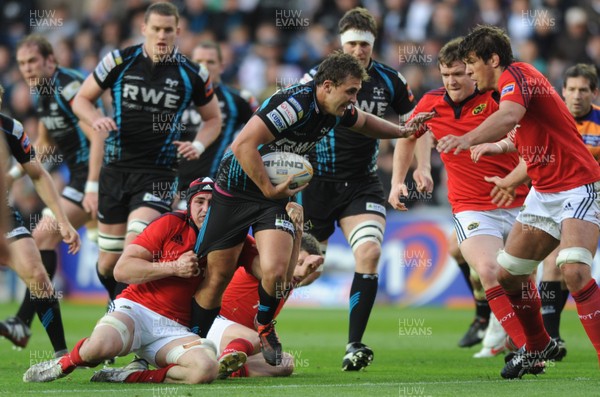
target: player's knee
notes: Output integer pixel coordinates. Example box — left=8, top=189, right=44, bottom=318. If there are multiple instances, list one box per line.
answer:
left=276, top=352, right=295, bottom=377
left=354, top=241, right=382, bottom=267
left=496, top=249, right=539, bottom=276
left=97, top=232, right=125, bottom=258
left=556, top=247, right=593, bottom=268
left=126, top=219, right=149, bottom=236
left=186, top=358, right=218, bottom=384
left=32, top=215, right=61, bottom=249
left=93, top=316, right=132, bottom=356
left=348, top=221, right=384, bottom=256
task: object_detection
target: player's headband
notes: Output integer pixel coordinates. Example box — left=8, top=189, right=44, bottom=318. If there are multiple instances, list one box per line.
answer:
left=340, top=29, right=375, bottom=46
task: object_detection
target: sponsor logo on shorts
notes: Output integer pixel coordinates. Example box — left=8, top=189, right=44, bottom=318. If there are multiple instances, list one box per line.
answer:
left=62, top=186, right=84, bottom=203
left=519, top=205, right=526, bottom=212
left=366, top=202, right=386, bottom=215
left=5, top=226, right=30, bottom=239
left=266, top=110, right=287, bottom=132
left=472, top=103, right=487, bottom=115
left=467, top=222, right=479, bottom=231
left=143, top=193, right=164, bottom=203
left=275, top=218, right=294, bottom=233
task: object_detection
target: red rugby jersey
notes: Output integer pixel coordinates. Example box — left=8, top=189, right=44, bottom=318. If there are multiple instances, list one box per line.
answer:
left=499, top=62, right=600, bottom=192
left=119, top=212, right=258, bottom=327
left=413, top=88, right=528, bottom=213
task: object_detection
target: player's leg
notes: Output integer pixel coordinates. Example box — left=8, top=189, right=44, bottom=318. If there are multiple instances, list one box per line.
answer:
left=253, top=227, right=295, bottom=365
left=24, top=310, right=136, bottom=382
left=460, top=234, right=526, bottom=349
left=96, top=167, right=129, bottom=301
left=451, top=229, right=490, bottom=348
left=558, top=217, right=600, bottom=364
left=498, top=221, right=560, bottom=379
left=206, top=317, right=257, bottom=379
left=10, top=199, right=90, bottom=332
left=338, top=212, right=383, bottom=371
left=540, top=246, right=569, bottom=359
left=97, top=221, right=126, bottom=301
left=7, top=237, right=67, bottom=356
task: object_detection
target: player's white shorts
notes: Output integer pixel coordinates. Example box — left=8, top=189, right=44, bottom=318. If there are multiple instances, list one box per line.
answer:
left=453, top=208, right=519, bottom=244
left=516, top=182, right=600, bottom=240
left=111, top=298, right=197, bottom=367
left=206, top=315, right=237, bottom=355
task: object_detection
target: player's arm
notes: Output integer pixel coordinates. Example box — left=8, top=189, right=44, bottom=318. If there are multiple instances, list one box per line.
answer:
left=231, top=116, right=306, bottom=199
left=6, top=121, right=52, bottom=189
left=114, top=245, right=199, bottom=284
left=485, top=158, right=530, bottom=208
left=174, top=95, right=222, bottom=160
left=78, top=118, right=106, bottom=218
left=389, top=134, right=419, bottom=211
left=349, top=108, right=435, bottom=139
left=412, top=131, right=434, bottom=193
left=21, top=160, right=80, bottom=254
left=0, top=141, right=9, bottom=265
left=437, top=101, right=525, bottom=154
left=72, top=75, right=117, bottom=133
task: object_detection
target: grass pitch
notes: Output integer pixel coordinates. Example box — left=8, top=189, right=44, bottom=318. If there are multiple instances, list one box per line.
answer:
left=0, top=302, right=597, bottom=396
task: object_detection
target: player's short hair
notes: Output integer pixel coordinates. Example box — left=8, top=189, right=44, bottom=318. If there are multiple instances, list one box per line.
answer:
left=145, top=2, right=179, bottom=25
left=438, top=37, right=464, bottom=68
left=313, top=52, right=369, bottom=86
left=338, top=7, right=377, bottom=36
left=301, top=233, right=321, bottom=256
left=563, top=64, right=599, bottom=91
left=197, top=41, right=223, bottom=64
left=16, top=34, right=54, bottom=59
left=459, top=25, right=514, bottom=67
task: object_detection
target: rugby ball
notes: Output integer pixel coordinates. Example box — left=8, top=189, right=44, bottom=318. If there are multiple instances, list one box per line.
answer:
left=262, top=152, right=313, bottom=188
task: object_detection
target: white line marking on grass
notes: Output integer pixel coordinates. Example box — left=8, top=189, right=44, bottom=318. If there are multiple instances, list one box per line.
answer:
left=20, top=378, right=595, bottom=394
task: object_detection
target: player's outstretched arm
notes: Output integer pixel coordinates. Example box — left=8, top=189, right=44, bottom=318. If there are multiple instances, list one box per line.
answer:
left=22, top=161, right=80, bottom=254
left=437, top=101, right=525, bottom=155
left=485, top=158, right=530, bottom=208
left=350, top=108, right=435, bottom=139
left=389, top=136, right=419, bottom=211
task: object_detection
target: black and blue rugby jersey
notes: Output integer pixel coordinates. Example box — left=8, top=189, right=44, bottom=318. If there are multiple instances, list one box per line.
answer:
left=0, top=113, right=35, bottom=164
left=178, top=84, right=257, bottom=182
left=34, top=67, right=90, bottom=174
left=215, top=81, right=358, bottom=198
left=93, top=44, right=214, bottom=172
left=303, top=59, right=414, bottom=180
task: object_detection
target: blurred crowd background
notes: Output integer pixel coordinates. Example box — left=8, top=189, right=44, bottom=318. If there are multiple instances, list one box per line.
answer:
left=1, top=0, right=599, bottom=225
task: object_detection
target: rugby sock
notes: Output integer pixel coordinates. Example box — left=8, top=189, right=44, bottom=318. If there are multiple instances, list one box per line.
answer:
left=504, top=280, right=550, bottom=352
left=475, top=299, right=491, bottom=322
left=17, top=250, right=57, bottom=327
left=190, top=299, right=220, bottom=338
left=540, top=281, right=563, bottom=339
left=572, top=279, right=600, bottom=363
left=96, top=263, right=118, bottom=301
left=124, top=364, right=176, bottom=383
left=348, top=273, right=378, bottom=343
left=485, top=286, right=526, bottom=348
left=60, top=337, right=101, bottom=370
left=221, top=338, right=255, bottom=357
left=230, top=364, right=248, bottom=378
left=256, top=282, right=280, bottom=325
left=33, top=295, right=67, bottom=353
left=458, top=262, right=474, bottom=295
